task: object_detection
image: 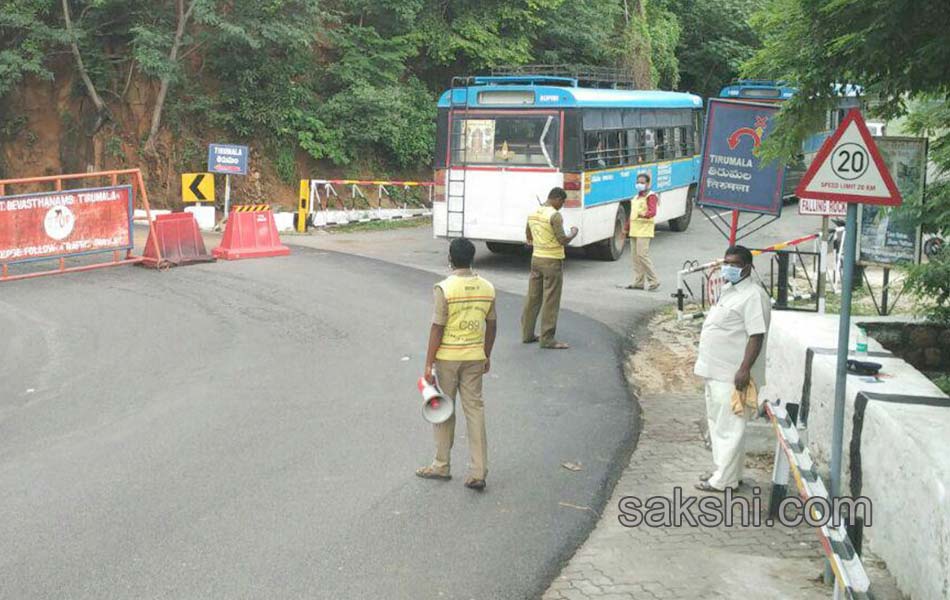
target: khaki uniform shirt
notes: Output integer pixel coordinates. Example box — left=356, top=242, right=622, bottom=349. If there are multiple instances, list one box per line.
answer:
left=694, top=277, right=771, bottom=386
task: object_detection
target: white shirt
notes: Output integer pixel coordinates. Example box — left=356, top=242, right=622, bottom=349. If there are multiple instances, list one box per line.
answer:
left=694, top=277, right=771, bottom=386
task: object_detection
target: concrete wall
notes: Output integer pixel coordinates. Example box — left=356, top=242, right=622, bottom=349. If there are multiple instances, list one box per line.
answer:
left=761, top=312, right=950, bottom=600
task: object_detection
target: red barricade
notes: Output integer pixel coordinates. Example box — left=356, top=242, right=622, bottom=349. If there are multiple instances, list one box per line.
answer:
left=0, top=168, right=161, bottom=282
left=142, top=212, right=214, bottom=268
left=212, top=209, right=289, bottom=260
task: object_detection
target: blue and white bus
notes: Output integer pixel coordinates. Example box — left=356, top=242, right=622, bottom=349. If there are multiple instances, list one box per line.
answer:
left=432, top=75, right=703, bottom=260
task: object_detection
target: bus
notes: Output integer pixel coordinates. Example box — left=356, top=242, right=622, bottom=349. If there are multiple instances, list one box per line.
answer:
left=718, top=80, right=885, bottom=200
left=432, top=73, right=703, bottom=260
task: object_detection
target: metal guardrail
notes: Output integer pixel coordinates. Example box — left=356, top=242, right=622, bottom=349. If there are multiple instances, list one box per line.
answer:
left=296, top=179, right=433, bottom=231
left=674, top=234, right=821, bottom=320
left=766, top=401, right=872, bottom=599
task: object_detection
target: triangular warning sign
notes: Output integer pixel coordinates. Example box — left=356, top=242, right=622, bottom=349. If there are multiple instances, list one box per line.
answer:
left=795, top=109, right=902, bottom=206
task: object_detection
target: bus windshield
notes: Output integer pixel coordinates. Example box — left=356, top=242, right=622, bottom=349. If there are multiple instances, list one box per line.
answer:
left=451, top=114, right=559, bottom=168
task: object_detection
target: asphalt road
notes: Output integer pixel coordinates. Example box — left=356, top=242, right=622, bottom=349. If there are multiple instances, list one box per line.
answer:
left=296, top=205, right=821, bottom=333
left=0, top=249, right=632, bottom=600
left=0, top=204, right=821, bottom=599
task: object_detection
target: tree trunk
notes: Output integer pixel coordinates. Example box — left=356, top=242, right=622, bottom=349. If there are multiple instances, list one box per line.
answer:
left=62, top=0, right=108, bottom=133
left=622, top=0, right=653, bottom=89
left=144, top=0, right=194, bottom=152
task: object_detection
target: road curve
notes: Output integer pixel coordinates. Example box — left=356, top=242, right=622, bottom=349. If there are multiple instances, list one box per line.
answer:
left=0, top=247, right=635, bottom=599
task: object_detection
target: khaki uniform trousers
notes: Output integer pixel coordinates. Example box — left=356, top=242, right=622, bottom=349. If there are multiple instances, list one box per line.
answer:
left=631, top=237, right=659, bottom=288
left=432, top=359, right=487, bottom=479
left=521, top=257, right=564, bottom=346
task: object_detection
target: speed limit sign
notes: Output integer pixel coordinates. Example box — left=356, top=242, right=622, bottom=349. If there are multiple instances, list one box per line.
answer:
left=796, top=109, right=902, bottom=207
left=795, top=108, right=903, bottom=509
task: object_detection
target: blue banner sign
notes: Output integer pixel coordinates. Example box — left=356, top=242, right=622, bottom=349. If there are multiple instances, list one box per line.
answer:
left=698, top=99, right=785, bottom=216
left=207, top=144, right=249, bottom=175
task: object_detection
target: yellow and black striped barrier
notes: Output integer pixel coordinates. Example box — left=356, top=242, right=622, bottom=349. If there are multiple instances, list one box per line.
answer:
left=232, top=204, right=271, bottom=212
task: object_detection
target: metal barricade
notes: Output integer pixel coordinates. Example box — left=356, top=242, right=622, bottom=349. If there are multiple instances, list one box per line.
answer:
left=297, top=178, right=434, bottom=231
left=0, top=168, right=161, bottom=281
left=674, top=233, right=821, bottom=320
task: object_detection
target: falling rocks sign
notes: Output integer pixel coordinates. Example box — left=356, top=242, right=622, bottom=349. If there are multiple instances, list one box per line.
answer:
left=698, top=98, right=786, bottom=216
left=0, top=185, right=133, bottom=263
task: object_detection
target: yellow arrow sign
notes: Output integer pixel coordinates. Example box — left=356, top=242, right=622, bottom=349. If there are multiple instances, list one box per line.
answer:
left=182, top=173, right=215, bottom=203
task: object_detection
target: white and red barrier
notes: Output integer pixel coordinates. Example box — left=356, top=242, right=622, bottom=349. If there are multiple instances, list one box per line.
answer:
left=297, top=178, right=433, bottom=231
left=674, top=233, right=820, bottom=320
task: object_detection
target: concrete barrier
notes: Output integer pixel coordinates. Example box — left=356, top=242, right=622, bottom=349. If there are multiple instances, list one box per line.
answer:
left=761, top=312, right=950, bottom=600
left=184, top=205, right=216, bottom=231
left=273, top=211, right=295, bottom=232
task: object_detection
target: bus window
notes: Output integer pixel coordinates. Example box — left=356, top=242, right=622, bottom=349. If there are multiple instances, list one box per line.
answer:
left=451, top=114, right=560, bottom=167
left=673, top=128, right=683, bottom=158
left=641, top=128, right=656, bottom=163
left=607, top=130, right=624, bottom=166
left=626, top=129, right=639, bottom=164
left=655, top=128, right=668, bottom=161
left=584, top=131, right=607, bottom=169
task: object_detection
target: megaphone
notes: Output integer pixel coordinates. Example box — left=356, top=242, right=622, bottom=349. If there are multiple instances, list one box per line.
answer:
left=418, top=376, right=454, bottom=424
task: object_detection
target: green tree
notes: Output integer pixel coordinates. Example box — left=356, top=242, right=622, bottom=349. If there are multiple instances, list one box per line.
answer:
left=659, top=0, right=765, bottom=99
left=533, top=0, right=624, bottom=66
left=0, top=0, right=64, bottom=98
left=745, top=0, right=950, bottom=321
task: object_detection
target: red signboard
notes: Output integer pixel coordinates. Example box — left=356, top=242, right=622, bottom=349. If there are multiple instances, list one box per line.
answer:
left=0, top=185, right=133, bottom=264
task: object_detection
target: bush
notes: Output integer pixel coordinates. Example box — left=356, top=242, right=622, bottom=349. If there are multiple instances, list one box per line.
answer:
left=906, top=247, right=950, bottom=325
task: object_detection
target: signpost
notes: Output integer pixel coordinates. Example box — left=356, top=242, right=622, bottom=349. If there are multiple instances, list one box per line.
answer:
left=207, top=144, right=248, bottom=217
left=181, top=173, right=215, bottom=205
left=698, top=98, right=786, bottom=243
left=798, top=198, right=847, bottom=217
left=795, top=109, right=902, bottom=514
left=798, top=199, right=847, bottom=313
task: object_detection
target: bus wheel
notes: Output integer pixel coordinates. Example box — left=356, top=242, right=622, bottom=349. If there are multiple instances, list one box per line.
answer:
left=669, top=186, right=695, bottom=232
left=486, top=241, right=524, bottom=255
left=588, top=206, right=627, bottom=261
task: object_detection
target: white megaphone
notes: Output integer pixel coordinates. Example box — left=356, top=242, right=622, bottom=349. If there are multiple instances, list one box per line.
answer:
left=418, top=375, right=454, bottom=424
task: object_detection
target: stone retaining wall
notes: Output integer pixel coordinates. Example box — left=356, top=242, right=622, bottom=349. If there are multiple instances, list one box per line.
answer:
left=760, top=312, right=949, bottom=600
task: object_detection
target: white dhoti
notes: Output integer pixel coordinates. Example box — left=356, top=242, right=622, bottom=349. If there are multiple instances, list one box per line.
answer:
left=704, top=378, right=747, bottom=489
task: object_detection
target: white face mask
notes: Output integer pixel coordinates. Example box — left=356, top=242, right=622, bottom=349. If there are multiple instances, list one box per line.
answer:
left=636, top=182, right=648, bottom=192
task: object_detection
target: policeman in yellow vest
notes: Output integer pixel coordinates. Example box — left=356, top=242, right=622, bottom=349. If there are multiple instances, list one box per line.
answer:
left=417, top=238, right=497, bottom=490
left=522, top=187, right=578, bottom=350
left=626, top=172, right=660, bottom=291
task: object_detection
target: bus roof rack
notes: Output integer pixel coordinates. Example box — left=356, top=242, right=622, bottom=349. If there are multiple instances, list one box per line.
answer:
left=727, top=78, right=792, bottom=88
left=487, top=65, right=636, bottom=89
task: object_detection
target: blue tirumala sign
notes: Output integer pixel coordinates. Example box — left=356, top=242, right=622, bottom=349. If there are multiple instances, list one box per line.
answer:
left=207, top=144, right=249, bottom=175
left=698, top=99, right=785, bottom=216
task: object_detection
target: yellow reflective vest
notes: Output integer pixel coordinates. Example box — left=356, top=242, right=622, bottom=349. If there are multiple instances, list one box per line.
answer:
left=629, top=193, right=656, bottom=238
left=528, top=205, right=566, bottom=260
left=436, top=274, right=496, bottom=361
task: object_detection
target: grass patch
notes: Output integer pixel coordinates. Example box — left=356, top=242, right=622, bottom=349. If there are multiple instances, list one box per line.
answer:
left=328, top=216, right=431, bottom=234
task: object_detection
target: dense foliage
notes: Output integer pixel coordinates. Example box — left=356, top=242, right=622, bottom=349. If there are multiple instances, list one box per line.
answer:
left=0, top=0, right=766, bottom=176
left=745, top=0, right=950, bottom=322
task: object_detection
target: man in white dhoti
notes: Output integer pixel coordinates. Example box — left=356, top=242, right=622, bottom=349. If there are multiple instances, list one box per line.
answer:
left=694, top=245, right=771, bottom=492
